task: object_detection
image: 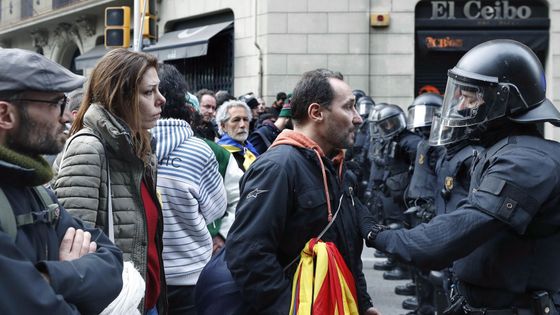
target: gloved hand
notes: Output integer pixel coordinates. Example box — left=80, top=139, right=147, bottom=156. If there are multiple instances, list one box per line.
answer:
left=355, top=201, right=378, bottom=239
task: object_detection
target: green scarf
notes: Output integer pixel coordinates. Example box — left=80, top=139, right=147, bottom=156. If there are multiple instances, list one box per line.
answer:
left=0, top=145, right=53, bottom=186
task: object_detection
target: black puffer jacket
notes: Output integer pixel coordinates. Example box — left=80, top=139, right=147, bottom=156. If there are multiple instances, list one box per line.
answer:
left=225, top=131, right=373, bottom=315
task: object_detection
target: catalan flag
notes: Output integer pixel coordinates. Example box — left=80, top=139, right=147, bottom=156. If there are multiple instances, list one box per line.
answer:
left=289, top=238, right=359, bottom=315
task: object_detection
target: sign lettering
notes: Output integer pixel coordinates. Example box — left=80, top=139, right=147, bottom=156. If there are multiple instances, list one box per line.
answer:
left=431, top=1, right=532, bottom=20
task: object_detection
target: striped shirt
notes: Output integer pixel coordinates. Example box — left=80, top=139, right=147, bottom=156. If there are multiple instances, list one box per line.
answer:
left=153, top=119, right=227, bottom=285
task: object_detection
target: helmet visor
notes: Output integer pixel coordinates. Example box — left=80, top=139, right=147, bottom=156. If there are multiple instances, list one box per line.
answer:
left=440, top=77, right=500, bottom=127
left=376, top=114, right=406, bottom=139
left=407, top=105, right=440, bottom=129
left=428, top=115, right=470, bottom=146
left=358, top=102, right=373, bottom=116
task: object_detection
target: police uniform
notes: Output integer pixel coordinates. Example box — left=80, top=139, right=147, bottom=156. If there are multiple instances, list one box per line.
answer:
left=363, top=40, right=560, bottom=314
left=434, top=143, right=481, bottom=215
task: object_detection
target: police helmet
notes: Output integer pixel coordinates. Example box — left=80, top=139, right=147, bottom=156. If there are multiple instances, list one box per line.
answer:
left=353, top=89, right=366, bottom=103
left=357, top=96, right=375, bottom=117
left=429, top=39, right=560, bottom=146
left=368, top=103, right=406, bottom=140
left=407, top=93, right=442, bottom=130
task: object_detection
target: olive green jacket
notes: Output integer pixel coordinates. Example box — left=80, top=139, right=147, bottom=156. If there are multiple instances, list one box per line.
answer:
left=53, top=104, right=166, bottom=313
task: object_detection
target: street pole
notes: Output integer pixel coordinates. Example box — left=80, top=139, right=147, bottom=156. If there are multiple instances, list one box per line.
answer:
left=133, top=0, right=148, bottom=51
left=132, top=0, right=140, bottom=51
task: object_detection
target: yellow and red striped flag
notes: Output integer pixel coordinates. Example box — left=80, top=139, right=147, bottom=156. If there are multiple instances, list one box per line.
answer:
left=289, top=238, right=359, bottom=315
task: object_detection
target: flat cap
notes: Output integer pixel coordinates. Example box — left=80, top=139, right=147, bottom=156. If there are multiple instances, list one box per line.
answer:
left=0, top=48, right=85, bottom=93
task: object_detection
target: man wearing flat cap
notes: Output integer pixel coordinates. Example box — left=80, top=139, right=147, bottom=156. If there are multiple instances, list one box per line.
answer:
left=0, top=48, right=124, bottom=314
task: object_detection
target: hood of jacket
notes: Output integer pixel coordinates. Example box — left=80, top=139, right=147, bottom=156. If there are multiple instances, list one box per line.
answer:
left=151, top=118, right=194, bottom=160
left=271, top=129, right=345, bottom=168
left=82, top=104, right=136, bottom=157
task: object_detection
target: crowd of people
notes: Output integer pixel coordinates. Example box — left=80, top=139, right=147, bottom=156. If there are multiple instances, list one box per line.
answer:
left=0, top=38, right=559, bottom=315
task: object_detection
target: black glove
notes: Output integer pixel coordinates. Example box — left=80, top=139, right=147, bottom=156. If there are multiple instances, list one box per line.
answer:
left=354, top=199, right=377, bottom=237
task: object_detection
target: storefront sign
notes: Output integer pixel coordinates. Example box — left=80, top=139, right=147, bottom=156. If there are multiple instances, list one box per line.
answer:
left=431, top=0, right=532, bottom=20
left=425, top=36, right=464, bottom=49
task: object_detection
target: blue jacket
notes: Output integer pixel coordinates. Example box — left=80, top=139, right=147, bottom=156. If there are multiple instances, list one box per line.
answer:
left=0, top=158, right=123, bottom=314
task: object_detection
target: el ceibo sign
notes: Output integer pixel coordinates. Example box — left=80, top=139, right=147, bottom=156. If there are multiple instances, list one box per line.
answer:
left=431, top=1, right=532, bottom=20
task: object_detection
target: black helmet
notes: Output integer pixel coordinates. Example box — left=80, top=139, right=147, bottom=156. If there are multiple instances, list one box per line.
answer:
left=368, top=103, right=406, bottom=140
left=353, top=89, right=366, bottom=103
left=430, top=39, right=560, bottom=146
left=357, top=96, right=375, bottom=117
left=407, top=92, right=442, bottom=129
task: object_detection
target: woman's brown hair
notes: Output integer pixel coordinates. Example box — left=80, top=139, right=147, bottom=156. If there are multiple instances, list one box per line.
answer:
left=71, top=48, right=159, bottom=162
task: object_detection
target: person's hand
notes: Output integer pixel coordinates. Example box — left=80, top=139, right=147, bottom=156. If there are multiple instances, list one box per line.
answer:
left=212, top=235, right=225, bottom=255
left=59, top=227, right=97, bottom=261
left=365, top=307, right=382, bottom=315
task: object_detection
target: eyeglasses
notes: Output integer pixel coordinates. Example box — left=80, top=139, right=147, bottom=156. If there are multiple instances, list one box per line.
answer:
left=12, top=95, right=68, bottom=117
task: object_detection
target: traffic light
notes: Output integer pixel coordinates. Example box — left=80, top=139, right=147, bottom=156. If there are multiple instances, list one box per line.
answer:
left=139, top=0, right=156, bottom=15
left=142, top=14, right=157, bottom=39
left=105, top=6, right=131, bottom=48
left=139, top=0, right=157, bottom=40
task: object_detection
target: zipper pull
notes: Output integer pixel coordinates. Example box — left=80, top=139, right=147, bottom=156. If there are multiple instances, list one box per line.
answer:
left=348, top=186, right=355, bottom=206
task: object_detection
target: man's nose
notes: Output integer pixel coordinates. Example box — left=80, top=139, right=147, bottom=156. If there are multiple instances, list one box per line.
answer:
left=353, top=109, right=363, bottom=125
left=60, top=107, right=73, bottom=124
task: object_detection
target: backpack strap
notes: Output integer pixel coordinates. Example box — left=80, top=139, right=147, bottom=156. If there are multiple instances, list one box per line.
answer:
left=0, top=186, right=59, bottom=241
left=0, top=188, right=17, bottom=240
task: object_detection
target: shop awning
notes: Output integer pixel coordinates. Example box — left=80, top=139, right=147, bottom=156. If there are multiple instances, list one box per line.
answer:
left=74, top=45, right=111, bottom=70
left=143, top=21, right=232, bottom=62
left=416, top=29, right=549, bottom=53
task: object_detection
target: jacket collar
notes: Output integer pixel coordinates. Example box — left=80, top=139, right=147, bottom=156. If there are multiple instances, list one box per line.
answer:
left=0, top=145, right=52, bottom=186
left=82, top=103, right=137, bottom=159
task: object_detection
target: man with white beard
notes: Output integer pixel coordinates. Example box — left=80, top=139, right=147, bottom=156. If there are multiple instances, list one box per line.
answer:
left=216, top=100, right=260, bottom=172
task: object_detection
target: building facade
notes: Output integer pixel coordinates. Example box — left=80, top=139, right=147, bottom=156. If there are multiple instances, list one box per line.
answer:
left=1, top=0, right=559, bottom=138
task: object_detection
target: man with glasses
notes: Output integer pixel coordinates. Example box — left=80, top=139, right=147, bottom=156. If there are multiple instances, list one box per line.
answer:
left=0, top=48, right=124, bottom=314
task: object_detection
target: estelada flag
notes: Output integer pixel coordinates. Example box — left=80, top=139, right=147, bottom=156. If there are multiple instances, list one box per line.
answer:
left=289, top=238, right=359, bottom=315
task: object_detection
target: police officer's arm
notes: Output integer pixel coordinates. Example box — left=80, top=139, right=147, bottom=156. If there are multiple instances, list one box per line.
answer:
left=225, top=158, right=292, bottom=315
left=364, top=146, right=557, bottom=271
left=36, top=207, right=123, bottom=314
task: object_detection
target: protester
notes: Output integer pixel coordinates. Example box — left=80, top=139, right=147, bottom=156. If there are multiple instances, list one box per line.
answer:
left=196, top=69, right=379, bottom=315
left=154, top=63, right=227, bottom=314
left=196, top=89, right=217, bottom=123
left=52, top=48, right=167, bottom=314
left=216, top=100, right=259, bottom=171
left=0, top=48, right=123, bottom=314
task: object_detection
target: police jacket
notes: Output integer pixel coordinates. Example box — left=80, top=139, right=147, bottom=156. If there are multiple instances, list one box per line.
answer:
left=405, top=140, right=442, bottom=204
left=369, top=131, right=421, bottom=222
left=371, top=133, right=560, bottom=308
left=225, top=130, right=373, bottom=315
left=434, top=143, right=481, bottom=215
left=0, top=157, right=123, bottom=314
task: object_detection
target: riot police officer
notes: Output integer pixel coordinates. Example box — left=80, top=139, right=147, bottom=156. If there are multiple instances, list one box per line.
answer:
left=368, top=103, right=421, bottom=280
left=347, top=96, right=376, bottom=198
left=362, top=39, right=560, bottom=315
left=407, top=92, right=444, bottom=140
left=399, top=93, right=445, bottom=313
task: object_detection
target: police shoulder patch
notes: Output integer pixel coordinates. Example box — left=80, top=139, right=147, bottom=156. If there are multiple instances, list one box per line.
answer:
left=445, top=176, right=454, bottom=191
